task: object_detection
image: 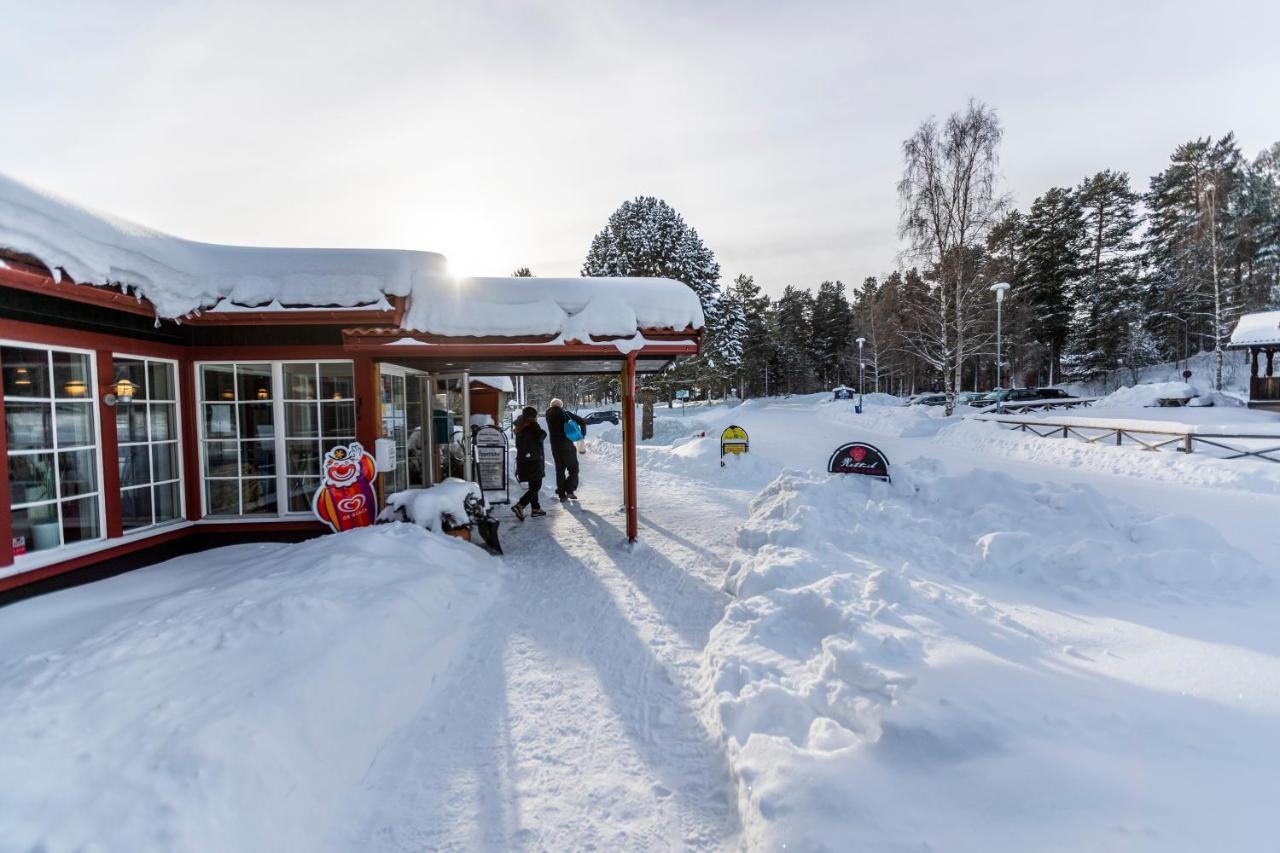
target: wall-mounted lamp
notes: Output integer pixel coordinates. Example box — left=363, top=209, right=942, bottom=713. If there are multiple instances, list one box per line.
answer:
left=104, top=378, right=136, bottom=407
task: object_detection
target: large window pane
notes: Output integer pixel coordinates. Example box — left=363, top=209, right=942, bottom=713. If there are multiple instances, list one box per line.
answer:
left=285, top=403, right=318, bottom=438
left=202, top=365, right=236, bottom=401
left=203, top=404, right=237, bottom=439
left=152, top=442, right=179, bottom=482
left=242, top=478, right=277, bottom=514
left=239, top=403, right=274, bottom=438
left=320, top=363, right=354, bottom=400
left=286, top=440, right=320, bottom=476
left=121, top=487, right=153, bottom=531
left=206, top=479, right=239, bottom=515
left=287, top=477, right=320, bottom=513
left=55, top=352, right=93, bottom=400
left=149, top=403, right=176, bottom=441
left=237, top=364, right=272, bottom=401
left=241, top=440, right=275, bottom=475
left=117, top=404, right=148, bottom=443
left=283, top=364, right=317, bottom=400
left=321, top=402, right=355, bottom=437
left=2, top=347, right=49, bottom=398
left=11, top=503, right=59, bottom=554
left=59, top=449, right=98, bottom=497
left=154, top=481, right=181, bottom=523
left=119, top=444, right=151, bottom=488
left=61, top=496, right=101, bottom=544
left=9, top=454, right=56, bottom=504
left=56, top=402, right=95, bottom=447
left=111, top=358, right=148, bottom=401
left=5, top=403, right=52, bottom=450
left=204, top=441, right=239, bottom=476
left=148, top=362, right=176, bottom=400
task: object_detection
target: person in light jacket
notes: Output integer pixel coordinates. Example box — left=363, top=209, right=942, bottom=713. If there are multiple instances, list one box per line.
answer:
left=544, top=398, right=586, bottom=501
left=511, top=407, right=547, bottom=520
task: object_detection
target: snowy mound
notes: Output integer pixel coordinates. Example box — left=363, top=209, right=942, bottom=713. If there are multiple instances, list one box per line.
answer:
left=0, top=524, right=501, bottom=852
left=703, top=463, right=1269, bottom=849
left=384, top=479, right=482, bottom=531
left=1093, top=380, right=1201, bottom=408
left=0, top=172, right=705, bottom=340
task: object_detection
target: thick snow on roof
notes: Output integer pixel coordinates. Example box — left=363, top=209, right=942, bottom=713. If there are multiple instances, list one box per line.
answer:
left=401, top=276, right=704, bottom=338
left=0, top=172, right=705, bottom=340
left=0, top=172, right=446, bottom=319
left=1230, top=311, right=1280, bottom=347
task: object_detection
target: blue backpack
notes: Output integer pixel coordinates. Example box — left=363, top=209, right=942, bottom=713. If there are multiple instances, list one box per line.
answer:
left=564, top=417, right=584, bottom=442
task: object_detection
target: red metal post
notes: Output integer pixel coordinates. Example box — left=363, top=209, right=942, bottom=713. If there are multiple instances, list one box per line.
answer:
left=621, top=352, right=638, bottom=542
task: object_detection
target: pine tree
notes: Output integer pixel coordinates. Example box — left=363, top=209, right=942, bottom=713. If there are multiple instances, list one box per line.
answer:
left=728, top=274, right=774, bottom=396
left=1063, top=171, right=1143, bottom=379
left=1019, top=186, right=1083, bottom=383
left=512, top=267, right=533, bottom=277
left=810, top=280, right=854, bottom=386
left=771, top=286, right=816, bottom=393
left=582, top=196, right=733, bottom=392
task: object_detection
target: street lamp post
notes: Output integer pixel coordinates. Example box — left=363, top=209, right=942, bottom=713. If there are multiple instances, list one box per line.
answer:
left=990, top=282, right=1011, bottom=389
left=856, top=337, right=866, bottom=413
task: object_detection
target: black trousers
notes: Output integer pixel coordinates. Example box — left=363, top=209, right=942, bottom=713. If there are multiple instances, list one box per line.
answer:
left=551, top=444, right=579, bottom=496
left=517, top=474, right=543, bottom=509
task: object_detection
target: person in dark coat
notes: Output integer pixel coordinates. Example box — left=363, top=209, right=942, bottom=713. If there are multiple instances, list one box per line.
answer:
left=544, top=398, right=586, bottom=501
left=511, top=406, right=547, bottom=520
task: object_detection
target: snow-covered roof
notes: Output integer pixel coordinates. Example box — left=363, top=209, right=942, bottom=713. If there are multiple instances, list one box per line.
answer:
left=1229, top=311, right=1280, bottom=348
left=471, top=376, right=515, bottom=393
left=0, top=172, right=705, bottom=339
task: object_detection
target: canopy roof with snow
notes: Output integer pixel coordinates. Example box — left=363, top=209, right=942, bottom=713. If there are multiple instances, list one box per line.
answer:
left=0, top=172, right=704, bottom=341
left=1228, top=311, right=1280, bottom=348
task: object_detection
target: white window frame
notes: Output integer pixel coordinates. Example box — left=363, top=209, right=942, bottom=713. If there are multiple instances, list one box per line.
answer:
left=280, top=359, right=357, bottom=515
left=2, top=339, right=108, bottom=565
left=113, top=352, right=187, bottom=535
left=194, top=359, right=357, bottom=519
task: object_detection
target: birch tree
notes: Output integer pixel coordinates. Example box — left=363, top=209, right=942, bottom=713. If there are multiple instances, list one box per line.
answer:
left=898, top=100, right=1005, bottom=413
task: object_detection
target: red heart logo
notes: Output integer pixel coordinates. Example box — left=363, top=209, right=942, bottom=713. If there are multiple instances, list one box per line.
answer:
left=851, top=446, right=867, bottom=462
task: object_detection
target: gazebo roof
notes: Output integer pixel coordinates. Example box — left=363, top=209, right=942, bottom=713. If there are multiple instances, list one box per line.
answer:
left=1228, top=311, right=1280, bottom=348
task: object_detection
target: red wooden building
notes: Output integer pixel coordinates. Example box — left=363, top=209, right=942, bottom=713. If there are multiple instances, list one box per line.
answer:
left=0, top=175, right=701, bottom=594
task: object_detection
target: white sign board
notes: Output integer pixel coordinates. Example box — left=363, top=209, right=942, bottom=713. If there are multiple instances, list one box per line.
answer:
left=374, top=437, right=397, bottom=472
left=675, top=389, right=690, bottom=399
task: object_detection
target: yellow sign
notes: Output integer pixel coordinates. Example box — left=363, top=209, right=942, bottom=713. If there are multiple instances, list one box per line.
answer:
left=720, top=425, right=749, bottom=462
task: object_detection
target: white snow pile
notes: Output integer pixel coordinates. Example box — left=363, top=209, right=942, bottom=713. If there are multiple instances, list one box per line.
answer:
left=0, top=524, right=501, bottom=852
left=593, top=431, right=777, bottom=488
left=382, top=479, right=483, bottom=531
left=703, top=463, right=1269, bottom=850
left=401, top=275, right=703, bottom=341
left=1093, top=380, right=1208, bottom=408
left=823, top=394, right=952, bottom=437
left=0, top=171, right=445, bottom=318
left=0, top=172, right=704, bottom=341
left=937, top=418, right=1280, bottom=495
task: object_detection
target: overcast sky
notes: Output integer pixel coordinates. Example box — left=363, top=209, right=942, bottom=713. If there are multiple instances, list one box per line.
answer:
left=4, top=0, right=1278, bottom=296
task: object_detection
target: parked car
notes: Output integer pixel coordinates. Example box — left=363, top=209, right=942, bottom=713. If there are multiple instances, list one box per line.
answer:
left=583, top=409, right=620, bottom=425
left=909, top=393, right=948, bottom=407
left=1033, top=387, right=1073, bottom=400
left=956, top=391, right=990, bottom=406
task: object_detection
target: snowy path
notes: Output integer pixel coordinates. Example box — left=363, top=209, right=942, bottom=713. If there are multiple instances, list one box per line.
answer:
left=344, top=454, right=746, bottom=851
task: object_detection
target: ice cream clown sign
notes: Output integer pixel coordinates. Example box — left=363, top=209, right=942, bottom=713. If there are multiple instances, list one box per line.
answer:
left=312, top=442, right=379, bottom=532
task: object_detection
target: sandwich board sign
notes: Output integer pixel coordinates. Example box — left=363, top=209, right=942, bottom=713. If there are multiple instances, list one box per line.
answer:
left=827, top=441, right=891, bottom=482
left=720, top=425, right=749, bottom=466
left=471, top=424, right=510, bottom=505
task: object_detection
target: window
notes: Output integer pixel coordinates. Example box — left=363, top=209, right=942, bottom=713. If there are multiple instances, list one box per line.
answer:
left=3, top=345, right=102, bottom=555
left=114, top=356, right=183, bottom=531
left=200, top=363, right=277, bottom=515
left=198, top=361, right=356, bottom=517
left=283, top=362, right=355, bottom=512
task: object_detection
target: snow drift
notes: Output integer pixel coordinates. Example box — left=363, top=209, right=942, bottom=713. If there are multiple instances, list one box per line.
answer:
left=0, top=524, right=501, bottom=852
left=704, top=461, right=1268, bottom=850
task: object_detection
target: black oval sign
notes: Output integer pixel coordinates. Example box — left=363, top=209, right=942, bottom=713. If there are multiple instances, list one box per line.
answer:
left=827, top=441, right=890, bottom=481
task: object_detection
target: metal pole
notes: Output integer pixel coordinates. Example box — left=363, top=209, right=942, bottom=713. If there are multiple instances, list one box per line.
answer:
left=996, top=297, right=1002, bottom=388
left=462, top=369, right=472, bottom=482
left=622, top=353, right=638, bottom=542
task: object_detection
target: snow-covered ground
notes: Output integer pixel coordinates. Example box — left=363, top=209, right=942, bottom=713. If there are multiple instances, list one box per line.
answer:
left=4, top=393, right=1280, bottom=851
